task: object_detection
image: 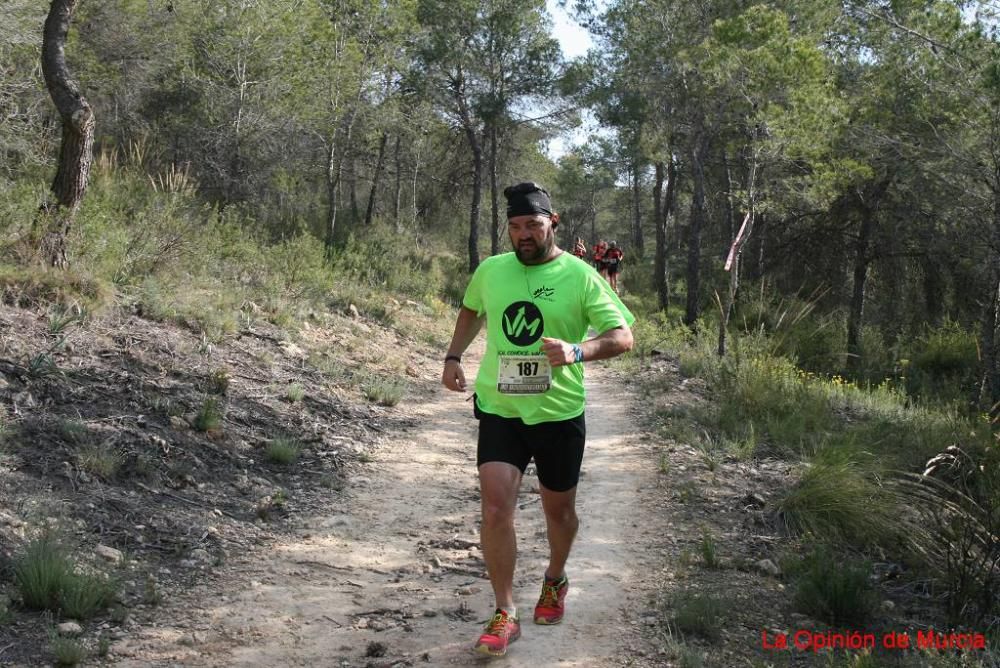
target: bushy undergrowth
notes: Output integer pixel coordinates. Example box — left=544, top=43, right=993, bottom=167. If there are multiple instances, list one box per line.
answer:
left=776, top=448, right=897, bottom=548
left=13, top=534, right=117, bottom=619
left=0, top=155, right=458, bottom=343
left=630, top=299, right=999, bottom=624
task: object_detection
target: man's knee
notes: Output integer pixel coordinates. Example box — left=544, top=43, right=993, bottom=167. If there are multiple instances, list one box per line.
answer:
left=482, top=499, right=515, bottom=528
left=544, top=502, right=578, bottom=528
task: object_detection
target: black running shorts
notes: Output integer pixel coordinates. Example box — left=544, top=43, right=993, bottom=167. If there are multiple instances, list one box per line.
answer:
left=476, top=409, right=586, bottom=492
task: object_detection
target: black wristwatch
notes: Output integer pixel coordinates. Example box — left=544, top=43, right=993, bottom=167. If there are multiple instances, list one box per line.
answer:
left=444, top=355, right=462, bottom=363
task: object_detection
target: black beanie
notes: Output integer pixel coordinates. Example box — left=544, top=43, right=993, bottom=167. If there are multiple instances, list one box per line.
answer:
left=504, top=182, right=553, bottom=218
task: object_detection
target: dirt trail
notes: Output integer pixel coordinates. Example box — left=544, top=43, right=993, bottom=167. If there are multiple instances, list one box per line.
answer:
left=112, top=365, right=665, bottom=667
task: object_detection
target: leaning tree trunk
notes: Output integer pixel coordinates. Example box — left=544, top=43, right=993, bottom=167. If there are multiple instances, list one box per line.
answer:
left=38, top=0, right=94, bottom=269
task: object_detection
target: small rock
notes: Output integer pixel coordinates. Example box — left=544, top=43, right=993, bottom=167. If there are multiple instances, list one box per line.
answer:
left=755, top=559, right=781, bottom=577
left=422, top=609, right=438, bottom=617
left=321, top=515, right=352, bottom=529
left=348, top=304, right=360, bottom=319
left=95, top=544, right=124, bottom=564
left=456, top=586, right=480, bottom=596
left=58, top=621, right=83, bottom=636
left=881, top=600, right=896, bottom=612
left=169, top=416, right=189, bottom=430
left=12, top=391, right=36, bottom=407
left=0, top=512, right=24, bottom=528
left=190, top=548, right=212, bottom=564
left=279, top=342, right=306, bottom=358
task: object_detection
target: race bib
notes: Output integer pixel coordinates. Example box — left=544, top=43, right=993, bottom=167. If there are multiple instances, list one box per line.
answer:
left=497, top=353, right=551, bottom=394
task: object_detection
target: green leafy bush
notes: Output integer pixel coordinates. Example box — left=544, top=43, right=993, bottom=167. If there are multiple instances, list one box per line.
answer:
left=904, top=320, right=978, bottom=405
left=791, top=546, right=876, bottom=626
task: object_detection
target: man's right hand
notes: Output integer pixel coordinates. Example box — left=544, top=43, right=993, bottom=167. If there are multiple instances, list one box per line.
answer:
left=442, top=359, right=467, bottom=392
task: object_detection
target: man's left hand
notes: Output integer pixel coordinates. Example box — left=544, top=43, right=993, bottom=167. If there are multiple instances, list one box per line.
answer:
left=540, top=336, right=575, bottom=367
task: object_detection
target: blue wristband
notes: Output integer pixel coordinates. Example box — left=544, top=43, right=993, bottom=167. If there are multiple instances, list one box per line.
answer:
left=572, top=344, right=584, bottom=363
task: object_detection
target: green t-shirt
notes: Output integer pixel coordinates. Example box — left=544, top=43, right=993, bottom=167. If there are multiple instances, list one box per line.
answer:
left=462, top=251, right=635, bottom=425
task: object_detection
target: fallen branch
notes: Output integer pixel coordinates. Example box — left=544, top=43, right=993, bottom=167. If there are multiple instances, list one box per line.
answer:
left=133, top=481, right=241, bottom=520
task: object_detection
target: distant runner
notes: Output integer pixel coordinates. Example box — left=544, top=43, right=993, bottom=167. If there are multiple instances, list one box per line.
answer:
left=604, top=240, right=623, bottom=293
left=592, top=240, right=608, bottom=280
left=441, top=181, right=635, bottom=658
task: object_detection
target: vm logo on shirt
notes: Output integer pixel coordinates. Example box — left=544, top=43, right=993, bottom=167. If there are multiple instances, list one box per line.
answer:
left=502, top=301, right=543, bottom=346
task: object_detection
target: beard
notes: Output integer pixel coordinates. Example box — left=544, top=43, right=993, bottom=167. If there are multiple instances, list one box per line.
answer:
left=514, top=232, right=555, bottom=264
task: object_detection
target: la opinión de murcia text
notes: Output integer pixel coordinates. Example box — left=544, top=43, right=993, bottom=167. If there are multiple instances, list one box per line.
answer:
left=762, top=629, right=988, bottom=653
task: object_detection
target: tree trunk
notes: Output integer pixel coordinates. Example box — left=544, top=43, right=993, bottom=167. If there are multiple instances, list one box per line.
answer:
left=631, top=159, right=644, bottom=257
left=980, top=175, right=1000, bottom=415
left=325, top=103, right=361, bottom=250
left=846, top=177, right=891, bottom=374
left=38, top=0, right=94, bottom=269
left=489, top=123, right=501, bottom=256
left=364, top=131, right=388, bottom=227
left=393, top=135, right=403, bottom=232
left=654, top=157, right=677, bottom=312
left=846, top=207, right=875, bottom=374
left=922, top=256, right=943, bottom=326
left=684, top=131, right=708, bottom=327
left=349, top=155, right=360, bottom=225
left=464, top=125, right=483, bottom=272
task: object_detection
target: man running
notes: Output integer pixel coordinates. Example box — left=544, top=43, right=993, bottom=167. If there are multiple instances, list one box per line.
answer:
left=441, top=181, right=635, bottom=657
left=592, top=239, right=609, bottom=280
left=604, top=240, right=624, bottom=293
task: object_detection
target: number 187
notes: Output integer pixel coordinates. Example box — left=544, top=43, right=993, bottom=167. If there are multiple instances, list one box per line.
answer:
left=517, top=361, right=539, bottom=376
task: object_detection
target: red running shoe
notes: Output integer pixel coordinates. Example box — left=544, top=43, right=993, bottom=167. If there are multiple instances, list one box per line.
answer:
left=533, top=575, right=568, bottom=624
left=473, top=608, right=521, bottom=656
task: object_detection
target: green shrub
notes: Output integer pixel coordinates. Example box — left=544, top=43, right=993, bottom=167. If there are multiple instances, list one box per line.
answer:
left=59, top=571, right=116, bottom=619
left=266, top=437, right=302, bottom=465
left=792, top=547, right=876, bottom=626
left=776, top=448, right=896, bottom=548
left=14, top=534, right=72, bottom=611
left=670, top=594, right=724, bottom=640
left=207, top=369, right=229, bottom=395
left=192, top=397, right=223, bottom=432
left=13, top=535, right=116, bottom=618
left=362, top=375, right=405, bottom=406
left=699, top=529, right=721, bottom=569
left=57, top=419, right=91, bottom=446
left=330, top=226, right=448, bottom=301
left=285, top=383, right=305, bottom=403
left=50, top=635, right=88, bottom=667
left=714, top=354, right=833, bottom=455
left=904, top=320, right=978, bottom=404
left=77, top=444, right=123, bottom=480
left=0, top=264, right=112, bottom=313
